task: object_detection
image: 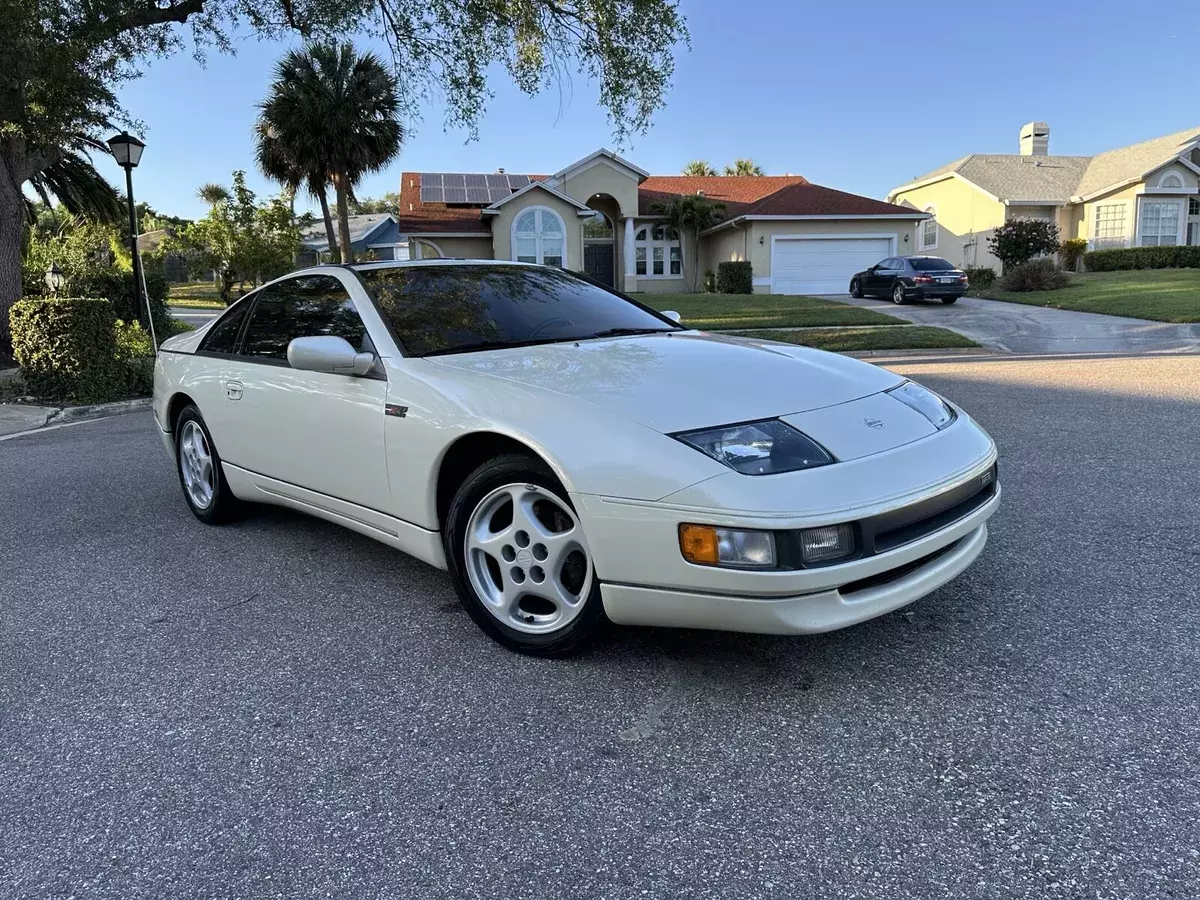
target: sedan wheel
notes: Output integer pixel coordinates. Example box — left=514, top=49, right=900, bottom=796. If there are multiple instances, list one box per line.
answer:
left=174, top=404, right=241, bottom=524
left=849, top=279, right=863, bottom=299
left=446, top=454, right=605, bottom=656
left=892, top=283, right=907, bottom=304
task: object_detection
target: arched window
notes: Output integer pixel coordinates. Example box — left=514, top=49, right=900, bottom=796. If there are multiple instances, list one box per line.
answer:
left=1158, top=171, right=1185, bottom=189
left=920, top=206, right=938, bottom=250
left=582, top=210, right=614, bottom=239
left=512, top=206, right=565, bottom=267
left=415, top=239, right=443, bottom=259
left=633, top=223, right=681, bottom=277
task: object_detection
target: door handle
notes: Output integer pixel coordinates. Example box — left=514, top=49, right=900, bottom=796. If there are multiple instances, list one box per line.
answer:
left=225, top=380, right=243, bottom=401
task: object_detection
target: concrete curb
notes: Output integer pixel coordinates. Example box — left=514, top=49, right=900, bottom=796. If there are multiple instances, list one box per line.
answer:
left=845, top=348, right=999, bottom=359
left=46, top=398, right=152, bottom=426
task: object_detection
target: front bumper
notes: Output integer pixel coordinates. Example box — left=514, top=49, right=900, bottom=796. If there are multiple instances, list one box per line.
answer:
left=601, top=521, right=989, bottom=634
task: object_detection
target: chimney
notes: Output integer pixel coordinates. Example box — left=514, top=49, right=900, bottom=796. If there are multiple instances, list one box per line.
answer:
left=1020, top=121, right=1050, bottom=156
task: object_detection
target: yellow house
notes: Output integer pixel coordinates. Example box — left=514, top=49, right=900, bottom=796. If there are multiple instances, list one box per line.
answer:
left=396, top=149, right=927, bottom=294
left=887, top=122, right=1200, bottom=270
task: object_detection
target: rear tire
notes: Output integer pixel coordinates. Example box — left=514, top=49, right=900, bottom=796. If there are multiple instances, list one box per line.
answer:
left=174, top=405, right=241, bottom=524
left=892, top=282, right=907, bottom=304
left=849, top=279, right=863, bottom=299
left=444, top=453, right=606, bottom=657
left=942, top=296, right=959, bottom=304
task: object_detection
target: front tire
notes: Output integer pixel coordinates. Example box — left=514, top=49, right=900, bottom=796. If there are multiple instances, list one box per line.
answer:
left=892, top=282, right=908, bottom=304
left=849, top=279, right=863, bottom=299
left=174, top=405, right=241, bottom=524
left=444, top=453, right=606, bottom=657
left=942, top=296, right=959, bottom=304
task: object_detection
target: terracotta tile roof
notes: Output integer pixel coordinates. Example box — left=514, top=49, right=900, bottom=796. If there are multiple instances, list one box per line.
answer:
left=396, top=171, right=545, bottom=233
left=637, top=175, right=808, bottom=216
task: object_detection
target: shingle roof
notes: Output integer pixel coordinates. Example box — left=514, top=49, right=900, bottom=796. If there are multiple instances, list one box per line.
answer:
left=1074, top=125, right=1200, bottom=197
left=299, top=213, right=394, bottom=250
left=902, top=125, right=1200, bottom=202
left=638, top=175, right=808, bottom=216
left=740, top=182, right=920, bottom=217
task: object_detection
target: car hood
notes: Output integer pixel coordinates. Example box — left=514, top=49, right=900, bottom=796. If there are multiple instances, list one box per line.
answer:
left=428, top=331, right=903, bottom=433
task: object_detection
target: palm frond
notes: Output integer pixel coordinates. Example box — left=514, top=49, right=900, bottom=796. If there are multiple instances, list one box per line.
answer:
left=27, top=152, right=123, bottom=224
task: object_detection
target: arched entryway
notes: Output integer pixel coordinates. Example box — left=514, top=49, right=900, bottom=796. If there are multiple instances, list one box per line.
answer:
left=582, top=198, right=618, bottom=287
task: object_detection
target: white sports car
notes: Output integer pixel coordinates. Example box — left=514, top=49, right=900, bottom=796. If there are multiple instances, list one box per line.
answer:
left=153, top=260, right=1000, bottom=656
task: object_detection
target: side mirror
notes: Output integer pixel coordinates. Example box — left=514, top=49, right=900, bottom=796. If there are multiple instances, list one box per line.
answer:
left=661, top=310, right=682, bottom=323
left=287, top=335, right=375, bottom=377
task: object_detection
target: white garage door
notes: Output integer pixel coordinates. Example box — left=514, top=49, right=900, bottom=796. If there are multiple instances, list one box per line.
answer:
left=772, top=237, right=893, bottom=295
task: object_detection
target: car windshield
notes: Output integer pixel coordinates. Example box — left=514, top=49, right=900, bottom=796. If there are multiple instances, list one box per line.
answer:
left=910, top=257, right=956, bottom=271
left=356, top=264, right=680, bottom=357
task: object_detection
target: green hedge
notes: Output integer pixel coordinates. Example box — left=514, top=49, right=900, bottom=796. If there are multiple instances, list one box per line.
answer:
left=9, top=297, right=130, bottom=404
left=963, top=266, right=996, bottom=289
left=716, top=261, right=753, bottom=294
left=1084, top=245, right=1200, bottom=271
left=72, top=270, right=171, bottom=327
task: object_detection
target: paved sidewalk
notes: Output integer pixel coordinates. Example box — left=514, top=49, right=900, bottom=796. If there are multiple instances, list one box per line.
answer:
left=0, top=404, right=58, bottom=436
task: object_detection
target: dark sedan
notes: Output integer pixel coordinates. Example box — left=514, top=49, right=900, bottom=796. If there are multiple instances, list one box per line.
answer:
left=849, top=256, right=968, bottom=305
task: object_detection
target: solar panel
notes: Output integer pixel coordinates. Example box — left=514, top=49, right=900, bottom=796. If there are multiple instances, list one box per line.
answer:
left=443, top=173, right=466, bottom=188
left=465, top=174, right=487, bottom=188
left=421, top=173, right=443, bottom=187
left=485, top=174, right=508, bottom=189
left=444, top=187, right=467, bottom=203
left=466, top=187, right=489, bottom=204
left=508, top=174, right=531, bottom=190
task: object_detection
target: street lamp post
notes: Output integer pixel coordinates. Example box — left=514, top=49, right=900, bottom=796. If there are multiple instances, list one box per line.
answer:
left=106, top=132, right=147, bottom=328
left=45, top=264, right=64, bottom=296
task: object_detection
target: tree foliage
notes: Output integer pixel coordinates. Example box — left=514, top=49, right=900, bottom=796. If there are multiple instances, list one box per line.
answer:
left=723, top=159, right=765, bottom=176
left=988, top=219, right=1062, bottom=270
left=682, top=160, right=717, bottom=177
left=651, top=194, right=727, bottom=293
left=257, top=43, right=402, bottom=264
left=351, top=193, right=401, bottom=215
left=168, top=172, right=299, bottom=303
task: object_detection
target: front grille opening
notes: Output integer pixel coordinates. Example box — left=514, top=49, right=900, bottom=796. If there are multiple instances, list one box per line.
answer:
left=838, top=539, right=961, bottom=597
left=872, top=480, right=996, bottom=554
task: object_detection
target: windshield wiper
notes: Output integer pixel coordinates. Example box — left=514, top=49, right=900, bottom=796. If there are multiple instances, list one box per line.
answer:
left=584, top=327, right=677, bottom=339
left=421, top=337, right=568, bottom=357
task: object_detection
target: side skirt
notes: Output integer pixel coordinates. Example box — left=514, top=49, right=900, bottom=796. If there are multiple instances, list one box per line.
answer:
left=222, top=462, right=447, bottom=570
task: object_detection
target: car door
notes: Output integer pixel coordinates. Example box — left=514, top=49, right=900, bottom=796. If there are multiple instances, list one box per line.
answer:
left=886, top=258, right=908, bottom=294
left=183, top=294, right=256, bottom=447
left=218, top=273, right=391, bottom=514
left=864, top=259, right=892, bottom=296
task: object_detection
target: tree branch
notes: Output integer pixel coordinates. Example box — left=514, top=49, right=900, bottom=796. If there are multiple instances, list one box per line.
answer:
left=87, top=0, right=206, bottom=41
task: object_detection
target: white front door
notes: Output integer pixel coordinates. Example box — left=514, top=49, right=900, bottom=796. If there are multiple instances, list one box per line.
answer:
left=772, top=237, right=894, bottom=295
left=219, top=273, right=390, bottom=513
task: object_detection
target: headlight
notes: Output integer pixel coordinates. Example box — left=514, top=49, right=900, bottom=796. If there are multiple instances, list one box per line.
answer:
left=888, top=381, right=956, bottom=430
left=673, top=419, right=834, bottom=475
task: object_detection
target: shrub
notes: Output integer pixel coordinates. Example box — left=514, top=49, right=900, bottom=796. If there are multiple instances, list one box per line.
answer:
left=988, top=219, right=1061, bottom=269
left=1060, top=238, right=1088, bottom=272
left=999, top=259, right=1070, bottom=292
left=1083, top=245, right=1200, bottom=271
left=716, top=261, right=752, bottom=294
left=72, top=269, right=171, bottom=329
left=9, top=298, right=128, bottom=403
left=963, top=266, right=996, bottom=289
left=703, top=270, right=716, bottom=293
left=115, top=320, right=157, bottom=396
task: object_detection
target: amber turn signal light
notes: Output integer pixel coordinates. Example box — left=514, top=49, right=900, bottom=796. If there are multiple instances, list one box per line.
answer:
left=679, top=524, right=720, bottom=565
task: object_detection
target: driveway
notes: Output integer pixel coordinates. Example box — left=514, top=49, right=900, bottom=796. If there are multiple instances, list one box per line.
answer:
left=835, top=293, right=1200, bottom=354
left=3, top=355, right=1200, bottom=898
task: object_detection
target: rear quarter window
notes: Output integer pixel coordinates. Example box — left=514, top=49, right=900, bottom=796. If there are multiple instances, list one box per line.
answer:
left=198, top=295, right=254, bottom=355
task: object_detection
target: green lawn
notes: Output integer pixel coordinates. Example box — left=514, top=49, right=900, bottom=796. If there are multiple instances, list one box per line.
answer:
left=980, top=269, right=1200, bottom=323
left=729, top=326, right=978, bottom=353
left=168, top=281, right=225, bottom=308
left=638, top=292, right=905, bottom=330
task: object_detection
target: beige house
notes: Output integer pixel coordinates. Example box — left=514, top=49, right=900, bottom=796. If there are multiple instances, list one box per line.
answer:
left=396, top=149, right=926, bottom=294
left=887, top=122, right=1200, bottom=270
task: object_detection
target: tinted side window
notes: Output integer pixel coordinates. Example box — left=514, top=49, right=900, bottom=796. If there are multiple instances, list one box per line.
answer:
left=199, top=296, right=253, bottom=355
left=240, top=275, right=369, bottom=362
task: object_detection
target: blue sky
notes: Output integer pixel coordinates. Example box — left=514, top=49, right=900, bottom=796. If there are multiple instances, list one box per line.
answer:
left=103, top=0, right=1200, bottom=221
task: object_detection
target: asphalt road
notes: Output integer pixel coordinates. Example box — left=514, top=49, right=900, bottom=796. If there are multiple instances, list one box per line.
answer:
left=835, top=293, right=1200, bottom=355
left=3, top=355, right=1199, bottom=899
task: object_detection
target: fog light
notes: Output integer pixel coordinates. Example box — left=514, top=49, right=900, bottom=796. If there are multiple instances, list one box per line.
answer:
left=798, top=523, right=855, bottom=565
left=679, top=524, right=776, bottom=568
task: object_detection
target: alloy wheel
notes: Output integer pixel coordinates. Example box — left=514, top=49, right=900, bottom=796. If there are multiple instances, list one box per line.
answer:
left=463, top=482, right=594, bottom=635
left=178, top=420, right=215, bottom=510
left=893, top=283, right=906, bottom=304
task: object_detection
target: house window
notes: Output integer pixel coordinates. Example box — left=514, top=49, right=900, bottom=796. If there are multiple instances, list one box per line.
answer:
left=920, top=207, right=937, bottom=250
left=1092, top=204, right=1127, bottom=248
left=512, top=206, right=565, bottom=266
left=633, top=224, right=681, bottom=279
left=1158, top=171, right=1185, bottom=190
left=1139, top=200, right=1181, bottom=246
left=1190, top=197, right=1200, bottom=216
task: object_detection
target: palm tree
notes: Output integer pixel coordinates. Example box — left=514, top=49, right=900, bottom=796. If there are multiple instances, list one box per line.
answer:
left=26, top=149, right=123, bottom=225
left=253, top=120, right=339, bottom=261
left=197, top=183, right=231, bottom=207
left=652, top=194, right=727, bottom=293
left=258, top=43, right=402, bottom=264
left=723, top=159, right=765, bottom=176
left=682, top=160, right=717, bottom=177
